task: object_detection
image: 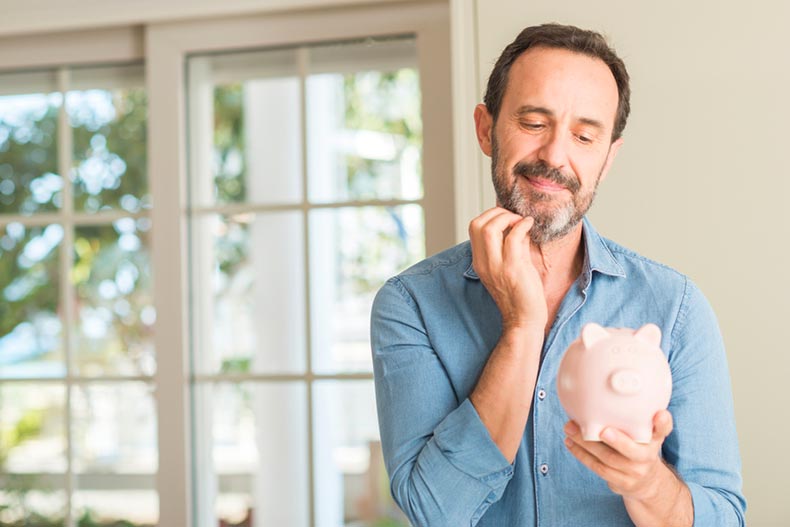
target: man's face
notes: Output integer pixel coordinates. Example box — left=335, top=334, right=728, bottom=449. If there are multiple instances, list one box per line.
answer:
left=476, top=47, right=623, bottom=244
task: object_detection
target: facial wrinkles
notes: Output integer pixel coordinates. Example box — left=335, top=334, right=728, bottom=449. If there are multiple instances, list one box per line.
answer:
left=491, top=131, right=602, bottom=245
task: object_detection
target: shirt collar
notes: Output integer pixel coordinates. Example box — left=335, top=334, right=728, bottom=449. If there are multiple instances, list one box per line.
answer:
left=463, top=216, right=626, bottom=282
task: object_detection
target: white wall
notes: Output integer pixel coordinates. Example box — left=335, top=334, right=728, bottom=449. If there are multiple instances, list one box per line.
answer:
left=465, top=0, right=789, bottom=525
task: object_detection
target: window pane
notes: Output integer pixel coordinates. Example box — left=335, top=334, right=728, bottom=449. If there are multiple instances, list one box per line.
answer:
left=68, top=75, right=149, bottom=213
left=0, top=475, right=66, bottom=527
left=191, top=213, right=306, bottom=375
left=73, top=221, right=155, bottom=377
left=0, top=91, right=62, bottom=215
left=313, top=381, right=408, bottom=527
left=310, top=206, right=424, bottom=374
left=188, top=49, right=302, bottom=207
left=0, top=223, right=63, bottom=379
left=0, top=383, right=67, bottom=526
left=0, top=383, right=67, bottom=472
left=193, top=382, right=308, bottom=527
left=307, top=40, right=422, bottom=204
left=72, top=382, right=158, bottom=526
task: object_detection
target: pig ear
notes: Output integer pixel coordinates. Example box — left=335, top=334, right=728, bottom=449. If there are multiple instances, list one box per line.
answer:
left=581, top=323, right=609, bottom=348
left=635, top=323, right=662, bottom=346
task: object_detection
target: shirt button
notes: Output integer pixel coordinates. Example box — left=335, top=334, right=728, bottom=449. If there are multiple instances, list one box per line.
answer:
left=537, top=389, right=546, bottom=400
left=540, top=464, right=549, bottom=475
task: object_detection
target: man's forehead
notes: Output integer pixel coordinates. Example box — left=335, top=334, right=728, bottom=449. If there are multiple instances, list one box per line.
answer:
left=503, top=47, right=619, bottom=124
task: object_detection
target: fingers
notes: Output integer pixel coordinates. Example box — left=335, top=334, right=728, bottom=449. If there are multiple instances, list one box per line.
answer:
left=468, top=207, right=520, bottom=239
left=652, top=410, right=674, bottom=441
left=565, top=422, right=632, bottom=469
left=469, top=207, right=528, bottom=269
left=565, top=420, right=659, bottom=470
left=470, top=206, right=515, bottom=227
left=599, top=427, right=648, bottom=463
left=503, top=216, right=535, bottom=260
left=564, top=433, right=628, bottom=483
left=468, top=207, right=545, bottom=329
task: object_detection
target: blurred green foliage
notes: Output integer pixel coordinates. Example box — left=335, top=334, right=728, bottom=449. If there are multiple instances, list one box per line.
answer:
left=0, top=82, right=154, bottom=525
left=0, top=224, right=60, bottom=345
left=213, top=84, right=246, bottom=204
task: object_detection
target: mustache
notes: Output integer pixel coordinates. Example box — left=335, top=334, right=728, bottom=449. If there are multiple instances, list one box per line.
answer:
left=513, top=161, right=580, bottom=193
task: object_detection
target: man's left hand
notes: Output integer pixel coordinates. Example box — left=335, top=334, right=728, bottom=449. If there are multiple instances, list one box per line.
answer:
left=563, top=410, right=674, bottom=500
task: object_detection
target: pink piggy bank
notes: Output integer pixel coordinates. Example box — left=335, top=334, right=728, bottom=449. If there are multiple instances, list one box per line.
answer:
left=556, top=323, right=672, bottom=443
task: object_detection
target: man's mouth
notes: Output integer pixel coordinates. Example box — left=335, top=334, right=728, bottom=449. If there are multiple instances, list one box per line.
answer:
left=524, top=175, right=567, bottom=192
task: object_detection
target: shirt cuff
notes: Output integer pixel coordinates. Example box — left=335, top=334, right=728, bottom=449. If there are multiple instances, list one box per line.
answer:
left=687, top=481, right=745, bottom=526
left=432, top=398, right=515, bottom=484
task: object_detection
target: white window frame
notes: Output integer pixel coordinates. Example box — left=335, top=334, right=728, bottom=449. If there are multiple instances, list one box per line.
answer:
left=149, top=4, right=452, bottom=525
left=0, top=2, right=454, bottom=526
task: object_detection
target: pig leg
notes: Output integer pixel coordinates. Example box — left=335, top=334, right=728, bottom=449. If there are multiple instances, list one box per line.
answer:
left=632, top=427, right=652, bottom=444
left=581, top=423, right=605, bottom=441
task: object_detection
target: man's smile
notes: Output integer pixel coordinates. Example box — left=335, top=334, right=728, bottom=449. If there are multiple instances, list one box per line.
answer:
left=523, top=174, right=568, bottom=193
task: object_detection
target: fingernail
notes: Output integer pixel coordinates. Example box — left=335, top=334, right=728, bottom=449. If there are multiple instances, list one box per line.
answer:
left=601, top=428, right=616, bottom=442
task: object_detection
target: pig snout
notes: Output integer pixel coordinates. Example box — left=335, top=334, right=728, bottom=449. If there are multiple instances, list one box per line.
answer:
left=609, top=369, right=642, bottom=395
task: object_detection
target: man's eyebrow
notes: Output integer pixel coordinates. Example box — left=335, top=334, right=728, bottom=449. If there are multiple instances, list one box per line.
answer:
left=578, top=117, right=606, bottom=131
left=515, top=105, right=607, bottom=131
left=515, top=105, right=553, bottom=117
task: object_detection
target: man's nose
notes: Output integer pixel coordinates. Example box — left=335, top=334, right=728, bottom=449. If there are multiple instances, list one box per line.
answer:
left=536, top=130, right=568, bottom=169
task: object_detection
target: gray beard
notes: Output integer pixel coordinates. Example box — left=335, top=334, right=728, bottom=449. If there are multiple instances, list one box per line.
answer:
left=491, top=138, right=602, bottom=245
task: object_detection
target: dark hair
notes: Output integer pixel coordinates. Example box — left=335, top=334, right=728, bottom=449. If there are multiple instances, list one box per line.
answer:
left=483, top=23, right=631, bottom=141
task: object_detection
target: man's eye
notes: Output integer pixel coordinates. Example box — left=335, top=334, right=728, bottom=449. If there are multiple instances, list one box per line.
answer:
left=522, top=122, right=545, bottom=130
left=577, top=134, right=593, bottom=144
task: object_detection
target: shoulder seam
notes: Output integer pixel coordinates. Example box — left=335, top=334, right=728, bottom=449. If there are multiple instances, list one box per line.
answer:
left=386, top=276, right=418, bottom=309
left=605, top=244, right=686, bottom=279
left=399, top=242, right=471, bottom=277
left=386, top=276, right=432, bottom=342
left=669, top=276, right=693, bottom=353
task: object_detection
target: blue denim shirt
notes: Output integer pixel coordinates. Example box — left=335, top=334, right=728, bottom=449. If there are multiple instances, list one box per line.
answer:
left=371, top=218, right=745, bottom=527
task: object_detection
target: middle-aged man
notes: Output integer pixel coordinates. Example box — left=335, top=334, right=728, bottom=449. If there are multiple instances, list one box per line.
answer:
left=370, top=23, right=746, bottom=526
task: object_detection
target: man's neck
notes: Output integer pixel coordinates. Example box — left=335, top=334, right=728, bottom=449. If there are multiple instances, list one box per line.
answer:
left=530, top=222, right=585, bottom=284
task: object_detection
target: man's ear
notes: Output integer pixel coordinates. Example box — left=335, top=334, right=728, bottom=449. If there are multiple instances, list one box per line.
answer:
left=598, top=136, right=624, bottom=184
left=474, top=103, right=494, bottom=157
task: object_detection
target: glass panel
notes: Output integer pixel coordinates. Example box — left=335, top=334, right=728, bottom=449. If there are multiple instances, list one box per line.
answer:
left=191, top=212, right=305, bottom=375
left=68, top=76, right=149, bottom=213
left=0, top=91, right=62, bottom=215
left=73, top=220, right=154, bottom=377
left=0, top=475, right=66, bottom=527
left=307, top=43, right=422, bottom=203
left=193, top=382, right=308, bottom=527
left=0, top=223, right=63, bottom=379
left=0, top=383, right=67, bottom=472
left=310, top=206, right=424, bottom=374
left=313, top=381, right=408, bottom=527
left=0, top=383, right=67, bottom=526
left=188, top=49, right=302, bottom=207
left=72, top=382, right=158, bottom=526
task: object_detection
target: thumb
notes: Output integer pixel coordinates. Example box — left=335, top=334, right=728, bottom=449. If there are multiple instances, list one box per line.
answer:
left=652, top=410, right=674, bottom=441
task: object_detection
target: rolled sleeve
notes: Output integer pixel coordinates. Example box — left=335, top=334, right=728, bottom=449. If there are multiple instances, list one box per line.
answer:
left=371, top=277, right=513, bottom=527
left=687, top=482, right=746, bottom=527
left=665, top=280, right=747, bottom=526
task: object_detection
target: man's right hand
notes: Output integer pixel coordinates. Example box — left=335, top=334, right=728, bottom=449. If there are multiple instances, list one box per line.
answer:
left=468, top=207, right=548, bottom=333
left=468, top=207, right=547, bottom=463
